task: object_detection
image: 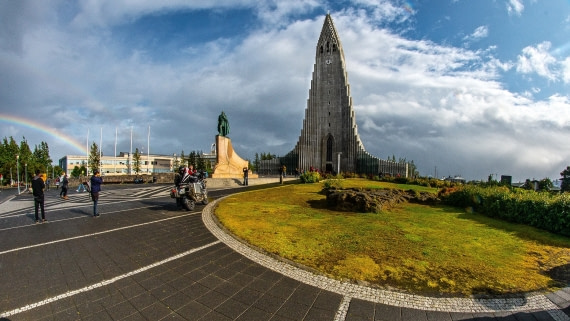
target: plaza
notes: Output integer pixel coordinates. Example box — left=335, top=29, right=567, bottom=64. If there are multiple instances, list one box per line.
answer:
left=0, top=183, right=568, bottom=320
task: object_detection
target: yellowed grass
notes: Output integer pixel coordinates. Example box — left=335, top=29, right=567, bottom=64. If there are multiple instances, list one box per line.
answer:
left=215, top=179, right=570, bottom=296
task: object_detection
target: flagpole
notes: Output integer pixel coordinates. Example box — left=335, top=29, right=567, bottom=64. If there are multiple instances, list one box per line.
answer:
left=86, top=128, right=89, bottom=175
left=147, top=125, right=150, bottom=173
left=130, top=126, right=133, bottom=175
left=114, top=127, right=117, bottom=174
left=100, top=127, right=102, bottom=173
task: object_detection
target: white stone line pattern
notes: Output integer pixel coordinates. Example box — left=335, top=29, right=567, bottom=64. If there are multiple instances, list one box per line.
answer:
left=0, top=211, right=200, bottom=255
left=334, top=296, right=352, bottom=321
left=203, top=197, right=569, bottom=320
left=0, top=241, right=220, bottom=318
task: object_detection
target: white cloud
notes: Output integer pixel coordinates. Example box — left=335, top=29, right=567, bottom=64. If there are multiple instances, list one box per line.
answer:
left=1, top=1, right=569, bottom=182
left=563, top=56, right=570, bottom=83
left=516, top=42, right=558, bottom=81
left=506, top=0, right=524, bottom=16
left=70, top=0, right=255, bottom=28
left=463, top=25, right=489, bottom=42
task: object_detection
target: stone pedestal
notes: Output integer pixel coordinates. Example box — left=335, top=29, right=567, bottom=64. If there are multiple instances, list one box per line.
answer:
left=211, top=135, right=258, bottom=179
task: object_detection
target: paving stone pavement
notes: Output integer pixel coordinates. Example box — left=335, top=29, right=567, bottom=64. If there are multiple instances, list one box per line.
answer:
left=0, top=186, right=568, bottom=321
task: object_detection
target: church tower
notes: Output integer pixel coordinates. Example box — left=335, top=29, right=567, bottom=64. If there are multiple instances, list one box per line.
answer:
left=278, top=14, right=407, bottom=176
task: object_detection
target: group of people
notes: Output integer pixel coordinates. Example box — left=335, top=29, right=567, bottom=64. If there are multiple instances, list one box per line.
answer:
left=175, top=165, right=198, bottom=186
left=31, top=170, right=103, bottom=223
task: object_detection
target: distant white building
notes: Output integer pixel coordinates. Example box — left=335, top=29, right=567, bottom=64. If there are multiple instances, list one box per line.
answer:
left=59, top=152, right=216, bottom=176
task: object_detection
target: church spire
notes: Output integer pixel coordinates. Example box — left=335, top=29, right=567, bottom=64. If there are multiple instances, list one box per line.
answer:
left=277, top=14, right=408, bottom=177
left=316, top=14, right=343, bottom=59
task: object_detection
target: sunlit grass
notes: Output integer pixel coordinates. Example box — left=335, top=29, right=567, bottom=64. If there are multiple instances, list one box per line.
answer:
left=215, top=179, right=570, bottom=296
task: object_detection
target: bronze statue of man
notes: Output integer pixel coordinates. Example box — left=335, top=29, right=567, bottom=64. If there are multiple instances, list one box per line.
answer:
left=217, top=111, right=230, bottom=137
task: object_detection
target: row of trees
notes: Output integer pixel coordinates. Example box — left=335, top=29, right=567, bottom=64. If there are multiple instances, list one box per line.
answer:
left=171, top=150, right=210, bottom=173
left=0, top=136, right=61, bottom=185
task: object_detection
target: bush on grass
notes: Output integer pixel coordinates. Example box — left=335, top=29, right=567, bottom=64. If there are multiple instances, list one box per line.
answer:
left=300, top=171, right=321, bottom=183
left=440, top=185, right=570, bottom=236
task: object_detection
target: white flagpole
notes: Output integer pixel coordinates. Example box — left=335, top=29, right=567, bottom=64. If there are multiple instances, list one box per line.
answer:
left=130, top=126, right=133, bottom=175
left=114, top=127, right=117, bottom=174
left=86, top=128, right=89, bottom=175
left=147, top=125, right=150, bottom=173
left=100, top=127, right=102, bottom=173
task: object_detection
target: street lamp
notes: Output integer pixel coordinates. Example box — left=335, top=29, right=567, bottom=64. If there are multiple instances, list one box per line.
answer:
left=16, top=155, right=20, bottom=194
left=25, top=163, right=27, bottom=191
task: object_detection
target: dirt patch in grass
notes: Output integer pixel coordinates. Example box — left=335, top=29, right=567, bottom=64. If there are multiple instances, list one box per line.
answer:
left=214, top=179, right=570, bottom=297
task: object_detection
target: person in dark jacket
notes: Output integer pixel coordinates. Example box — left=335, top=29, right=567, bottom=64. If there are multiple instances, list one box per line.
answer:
left=31, top=169, right=46, bottom=223
left=243, top=167, right=249, bottom=186
left=60, top=173, right=69, bottom=200
left=90, top=170, right=103, bottom=217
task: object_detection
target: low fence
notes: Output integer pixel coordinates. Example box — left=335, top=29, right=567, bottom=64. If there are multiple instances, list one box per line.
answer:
left=62, top=173, right=175, bottom=186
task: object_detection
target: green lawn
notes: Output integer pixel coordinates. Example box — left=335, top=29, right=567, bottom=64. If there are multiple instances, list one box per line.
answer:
left=215, top=179, right=570, bottom=296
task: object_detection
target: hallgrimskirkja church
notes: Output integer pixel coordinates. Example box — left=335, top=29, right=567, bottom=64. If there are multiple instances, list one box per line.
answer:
left=269, top=14, right=408, bottom=177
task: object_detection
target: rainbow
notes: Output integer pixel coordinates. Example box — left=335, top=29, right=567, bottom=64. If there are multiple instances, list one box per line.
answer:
left=0, top=113, right=86, bottom=154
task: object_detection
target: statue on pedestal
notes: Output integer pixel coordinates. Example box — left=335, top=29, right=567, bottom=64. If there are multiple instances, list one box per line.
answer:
left=217, top=111, right=230, bottom=137
left=212, top=111, right=257, bottom=179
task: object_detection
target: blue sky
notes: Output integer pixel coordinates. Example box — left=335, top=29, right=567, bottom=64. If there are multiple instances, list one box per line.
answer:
left=1, top=0, right=569, bottom=182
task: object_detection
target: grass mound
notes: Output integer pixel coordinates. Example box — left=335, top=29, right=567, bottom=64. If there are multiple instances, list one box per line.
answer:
left=214, top=179, right=570, bottom=296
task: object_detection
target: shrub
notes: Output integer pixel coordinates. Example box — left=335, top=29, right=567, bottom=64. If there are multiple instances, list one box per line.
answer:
left=394, top=177, right=409, bottom=184
left=300, top=171, right=321, bottom=183
left=439, top=185, right=570, bottom=236
left=323, top=176, right=344, bottom=190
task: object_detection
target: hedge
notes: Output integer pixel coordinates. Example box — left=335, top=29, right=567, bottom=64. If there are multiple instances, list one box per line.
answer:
left=439, top=186, right=570, bottom=236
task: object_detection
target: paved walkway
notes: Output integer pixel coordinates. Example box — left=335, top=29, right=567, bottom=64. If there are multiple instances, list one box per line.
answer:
left=0, top=185, right=568, bottom=320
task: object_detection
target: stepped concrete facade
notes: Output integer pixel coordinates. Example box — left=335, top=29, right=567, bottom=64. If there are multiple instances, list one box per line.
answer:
left=276, top=14, right=408, bottom=176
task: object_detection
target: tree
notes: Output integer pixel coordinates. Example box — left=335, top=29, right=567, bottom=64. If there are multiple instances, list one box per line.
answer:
left=133, top=148, right=141, bottom=174
left=196, top=151, right=206, bottom=171
left=523, top=179, right=533, bottom=190
left=19, top=137, right=33, bottom=183
left=0, top=136, right=54, bottom=184
left=53, top=165, right=63, bottom=177
left=32, top=141, right=52, bottom=173
left=188, top=151, right=197, bottom=168
left=254, top=153, right=260, bottom=172
left=260, top=152, right=275, bottom=160
left=0, top=137, right=20, bottom=181
left=89, top=142, right=100, bottom=174
left=172, top=154, right=180, bottom=172
left=179, top=150, right=186, bottom=167
left=71, top=166, right=82, bottom=178
left=538, top=178, right=553, bottom=191
left=561, top=166, right=570, bottom=193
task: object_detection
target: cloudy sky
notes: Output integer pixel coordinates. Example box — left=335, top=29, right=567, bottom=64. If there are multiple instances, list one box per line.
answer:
left=1, top=0, right=569, bottom=182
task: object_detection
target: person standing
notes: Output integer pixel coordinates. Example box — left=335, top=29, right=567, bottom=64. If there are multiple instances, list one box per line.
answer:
left=31, top=170, right=46, bottom=223
left=242, top=167, right=249, bottom=186
left=90, top=170, right=103, bottom=217
left=60, top=173, right=69, bottom=200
